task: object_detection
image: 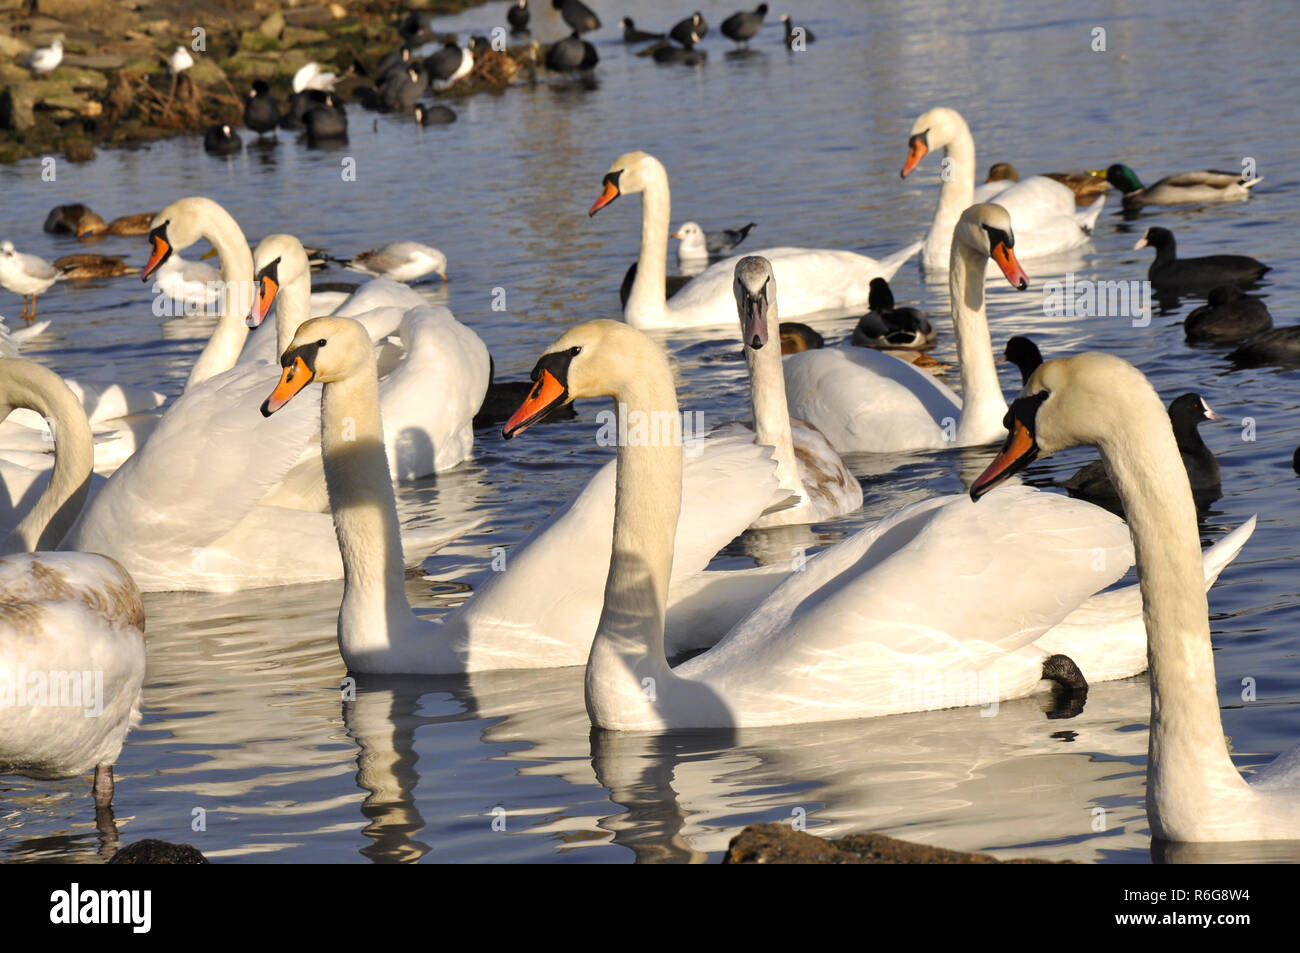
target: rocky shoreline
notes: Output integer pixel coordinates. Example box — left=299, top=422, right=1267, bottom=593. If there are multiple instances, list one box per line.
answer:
left=0, top=0, right=537, bottom=164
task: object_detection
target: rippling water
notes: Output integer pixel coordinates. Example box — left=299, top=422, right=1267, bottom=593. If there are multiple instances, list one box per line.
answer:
left=3, top=0, right=1299, bottom=862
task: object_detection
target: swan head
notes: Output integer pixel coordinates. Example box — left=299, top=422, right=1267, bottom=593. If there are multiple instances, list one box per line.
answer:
left=142, top=197, right=235, bottom=282
left=261, top=315, right=371, bottom=416
left=970, top=352, right=1162, bottom=500
left=955, top=203, right=1029, bottom=289
left=249, top=234, right=310, bottom=328
left=503, top=320, right=663, bottom=439
left=733, top=256, right=776, bottom=350
left=589, top=151, right=666, bottom=216
left=901, top=106, right=968, bottom=177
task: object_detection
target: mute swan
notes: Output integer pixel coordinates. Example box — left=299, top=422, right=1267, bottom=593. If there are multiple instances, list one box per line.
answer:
left=1100, top=163, right=1261, bottom=209
left=971, top=352, right=1299, bottom=842
left=729, top=256, right=862, bottom=527
left=0, top=241, right=65, bottom=324
left=141, top=197, right=255, bottom=390
left=1134, top=227, right=1269, bottom=296
left=502, top=319, right=1256, bottom=730
left=592, top=151, right=921, bottom=329
left=0, top=359, right=145, bottom=809
left=249, top=233, right=487, bottom=482
left=783, top=203, right=1029, bottom=453
left=901, top=107, right=1103, bottom=271
left=61, top=242, right=464, bottom=590
left=260, top=314, right=793, bottom=671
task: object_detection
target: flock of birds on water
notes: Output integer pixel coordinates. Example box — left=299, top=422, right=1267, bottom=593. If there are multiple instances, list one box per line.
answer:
left=2, top=2, right=1300, bottom=855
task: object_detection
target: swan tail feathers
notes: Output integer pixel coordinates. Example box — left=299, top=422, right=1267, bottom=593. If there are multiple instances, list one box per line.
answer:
left=1200, top=515, right=1256, bottom=589
left=1075, top=193, right=1106, bottom=233
left=876, top=240, right=924, bottom=279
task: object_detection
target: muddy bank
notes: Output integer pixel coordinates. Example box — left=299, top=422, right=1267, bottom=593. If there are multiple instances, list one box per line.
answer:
left=723, top=823, right=1069, bottom=864
left=0, top=0, right=542, bottom=164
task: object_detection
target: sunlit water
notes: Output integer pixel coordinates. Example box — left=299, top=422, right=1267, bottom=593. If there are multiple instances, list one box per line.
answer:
left=2, top=0, right=1299, bottom=863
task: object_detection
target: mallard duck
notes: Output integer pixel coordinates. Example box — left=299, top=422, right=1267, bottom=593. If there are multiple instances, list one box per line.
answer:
left=51, top=254, right=139, bottom=280
left=778, top=322, right=822, bottom=354
left=1097, top=163, right=1261, bottom=209
left=43, top=204, right=107, bottom=238
left=105, top=212, right=157, bottom=236
left=984, top=163, right=1110, bottom=207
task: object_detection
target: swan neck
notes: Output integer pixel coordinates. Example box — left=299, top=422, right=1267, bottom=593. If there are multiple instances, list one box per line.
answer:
left=746, top=307, right=800, bottom=498
left=585, top=344, right=681, bottom=729
left=0, top=361, right=93, bottom=553
left=949, top=243, right=1006, bottom=443
left=926, top=122, right=976, bottom=264
left=1100, top=402, right=1251, bottom=834
left=626, top=168, right=671, bottom=323
left=319, top=365, right=412, bottom=660
left=185, top=214, right=254, bottom=391
left=277, top=267, right=313, bottom=357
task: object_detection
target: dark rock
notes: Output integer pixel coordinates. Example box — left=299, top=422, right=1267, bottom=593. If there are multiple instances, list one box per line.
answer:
left=108, top=839, right=209, bottom=864
left=722, top=823, right=1069, bottom=864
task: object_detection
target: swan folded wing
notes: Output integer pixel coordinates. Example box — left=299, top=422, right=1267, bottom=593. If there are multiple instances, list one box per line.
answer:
left=783, top=347, right=961, bottom=451
left=0, top=552, right=145, bottom=776
left=449, top=431, right=783, bottom=670
left=62, top=362, right=319, bottom=564
left=668, top=247, right=921, bottom=327
left=680, top=486, right=1134, bottom=720
left=380, top=305, right=489, bottom=477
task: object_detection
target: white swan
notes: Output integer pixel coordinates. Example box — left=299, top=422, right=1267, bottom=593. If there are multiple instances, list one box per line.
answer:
left=728, top=256, right=862, bottom=527
left=784, top=203, right=1028, bottom=453
left=590, top=151, right=921, bottom=329
left=902, top=107, right=1103, bottom=272
left=259, top=314, right=796, bottom=672
left=971, top=352, right=1299, bottom=842
left=503, top=319, right=1254, bottom=730
left=0, top=358, right=145, bottom=808
left=58, top=260, right=467, bottom=591
left=141, top=197, right=256, bottom=391
left=247, top=234, right=487, bottom=485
